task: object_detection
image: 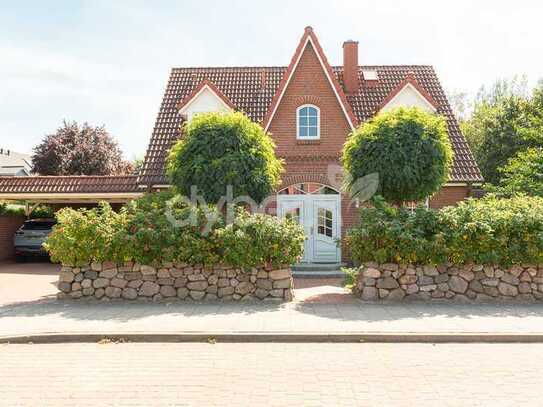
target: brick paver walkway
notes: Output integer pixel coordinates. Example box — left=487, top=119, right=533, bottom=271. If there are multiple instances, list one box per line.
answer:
left=0, top=342, right=540, bottom=406
left=0, top=261, right=58, bottom=306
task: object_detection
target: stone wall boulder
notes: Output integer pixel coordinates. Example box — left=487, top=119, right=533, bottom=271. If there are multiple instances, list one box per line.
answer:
left=57, top=262, right=294, bottom=302
left=353, top=263, right=543, bottom=302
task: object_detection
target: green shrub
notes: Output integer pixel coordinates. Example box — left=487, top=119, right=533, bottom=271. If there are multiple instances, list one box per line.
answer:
left=167, top=112, right=283, bottom=204
left=341, top=267, right=359, bottom=289
left=346, top=195, right=543, bottom=267
left=440, top=194, right=543, bottom=265
left=31, top=204, right=55, bottom=218
left=0, top=203, right=54, bottom=218
left=342, top=107, right=453, bottom=203
left=218, top=209, right=305, bottom=267
left=122, top=191, right=223, bottom=266
left=44, top=202, right=131, bottom=266
left=0, top=203, right=24, bottom=217
left=45, top=193, right=305, bottom=268
left=346, top=196, right=447, bottom=265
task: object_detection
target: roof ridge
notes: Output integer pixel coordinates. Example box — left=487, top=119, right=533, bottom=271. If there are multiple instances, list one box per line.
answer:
left=0, top=175, right=138, bottom=180
left=171, top=66, right=287, bottom=71
left=170, top=65, right=435, bottom=70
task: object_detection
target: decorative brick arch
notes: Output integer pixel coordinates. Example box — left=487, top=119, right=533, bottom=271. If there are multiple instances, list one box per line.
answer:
left=278, top=173, right=337, bottom=192
left=292, top=95, right=323, bottom=107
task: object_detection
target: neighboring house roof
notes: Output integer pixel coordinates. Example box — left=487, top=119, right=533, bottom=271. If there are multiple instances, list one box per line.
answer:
left=0, top=149, right=32, bottom=176
left=0, top=166, right=30, bottom=176
left=0, top=175, right=139, bottom=194
left=139, top=63, right=483, bottom=185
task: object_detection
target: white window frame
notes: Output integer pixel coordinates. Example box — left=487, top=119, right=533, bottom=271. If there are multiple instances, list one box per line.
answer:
left=296, top=104, right=320, bottom=140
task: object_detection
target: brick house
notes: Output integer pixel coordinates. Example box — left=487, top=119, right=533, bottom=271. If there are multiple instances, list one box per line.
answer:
left=0, top=27, right=482, bottom=263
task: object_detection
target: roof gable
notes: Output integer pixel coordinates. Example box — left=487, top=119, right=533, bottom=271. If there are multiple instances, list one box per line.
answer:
left=177, top=79, right=235, bottom=119
left=262, top=27, right=357, bottom=131
left=378, top=72, right=439, bottom=113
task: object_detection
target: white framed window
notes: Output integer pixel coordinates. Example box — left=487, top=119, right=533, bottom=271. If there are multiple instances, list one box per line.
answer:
left=296, top=104, right=320, bottom=139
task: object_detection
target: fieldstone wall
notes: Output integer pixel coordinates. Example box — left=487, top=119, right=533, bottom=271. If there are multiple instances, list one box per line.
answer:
left=57, top=262, right=293, bottom=302
left=354, top=262, right=543, bottom=302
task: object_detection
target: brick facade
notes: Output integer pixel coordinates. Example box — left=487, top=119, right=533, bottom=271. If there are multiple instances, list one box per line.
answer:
left=429, top=185, right=470, bottom=209
left=0, top=216, right=24, bottom=261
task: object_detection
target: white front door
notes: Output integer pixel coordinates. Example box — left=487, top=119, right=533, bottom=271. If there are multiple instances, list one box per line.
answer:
left=277, top=194, right=341, bottom=263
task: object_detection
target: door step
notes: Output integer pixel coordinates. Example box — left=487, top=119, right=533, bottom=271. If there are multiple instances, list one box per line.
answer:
left=291, top=263, right=346, bottom=278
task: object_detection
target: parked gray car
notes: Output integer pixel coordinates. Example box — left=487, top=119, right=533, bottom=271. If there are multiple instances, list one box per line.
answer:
left=13, top=218, right=56, bottom=260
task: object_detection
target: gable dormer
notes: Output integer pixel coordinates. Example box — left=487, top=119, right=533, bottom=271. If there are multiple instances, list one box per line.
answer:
left=177, top=79, right=234, bottom=121
left=379, top=72, right=439, bottom=113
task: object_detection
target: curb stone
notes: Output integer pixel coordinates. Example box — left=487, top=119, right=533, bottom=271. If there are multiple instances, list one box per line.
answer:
left=2, top=332, right=543, bottom=344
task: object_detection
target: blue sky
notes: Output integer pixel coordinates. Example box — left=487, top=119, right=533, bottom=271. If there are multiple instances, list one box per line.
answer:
left=1, top=0, right=542, bottom=160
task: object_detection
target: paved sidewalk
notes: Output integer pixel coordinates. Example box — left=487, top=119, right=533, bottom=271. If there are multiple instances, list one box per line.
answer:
left=2, top=271, right=543, bottom=339
left=3, top=294, right=543, bottom=339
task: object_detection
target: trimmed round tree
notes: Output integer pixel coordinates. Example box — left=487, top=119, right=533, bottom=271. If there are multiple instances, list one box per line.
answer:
left=342, top=107, right=453, bottom=203
left=167, top=112, right=283, bottom=204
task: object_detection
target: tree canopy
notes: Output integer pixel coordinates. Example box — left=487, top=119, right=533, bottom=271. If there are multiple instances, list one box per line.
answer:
left=31, top=121, right=132, bottom=176
left=490, top=147, right=543, bottom=197
left=166, top=112, right=283, bottom=204
left=342, top=107, right=453, bottom=203
left=453, top=77, right=543, bottom=186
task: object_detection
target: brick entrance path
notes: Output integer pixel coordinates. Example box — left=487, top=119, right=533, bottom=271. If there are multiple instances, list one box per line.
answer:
left=1, top=342, right=540, bottom=406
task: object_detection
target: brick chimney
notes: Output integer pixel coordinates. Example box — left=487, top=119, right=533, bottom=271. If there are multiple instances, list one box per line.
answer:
left=343, top=40, right=359, bottom=94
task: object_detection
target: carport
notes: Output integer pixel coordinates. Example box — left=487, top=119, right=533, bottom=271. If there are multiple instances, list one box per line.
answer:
left=0, top=175, right=143, bottom=260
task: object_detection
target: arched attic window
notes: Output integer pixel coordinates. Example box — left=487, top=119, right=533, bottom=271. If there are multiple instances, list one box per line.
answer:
left=296, top=104, right=320, bottom=139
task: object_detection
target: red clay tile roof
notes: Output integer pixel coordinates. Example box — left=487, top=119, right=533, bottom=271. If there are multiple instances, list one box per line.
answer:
left=139, top=64, right=483, bottom=185
left=0, top=175, right=139, bottom=194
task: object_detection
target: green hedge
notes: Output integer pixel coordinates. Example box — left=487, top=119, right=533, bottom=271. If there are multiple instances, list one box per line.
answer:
left=0, top=203, right=54, bottom=218
left=44, top=192, right=305, bottom=268
left=346, top=195, right=543, bottom=267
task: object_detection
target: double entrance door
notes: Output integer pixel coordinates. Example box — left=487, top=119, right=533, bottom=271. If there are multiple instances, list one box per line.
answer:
left=277, top=194, right=341, bottom=263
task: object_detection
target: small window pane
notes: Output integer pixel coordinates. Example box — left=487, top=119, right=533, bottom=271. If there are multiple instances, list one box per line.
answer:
left=300, top=127, right=308, bottom=137
left=308, top=116, right=317, bottom=126
left=299, top=116, right=308, bottom=126
left=307, top=107, right=317, bottom=116
left=300, top=107, right=308, bottom=116
left=307, top=127, right=317, bottom=138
